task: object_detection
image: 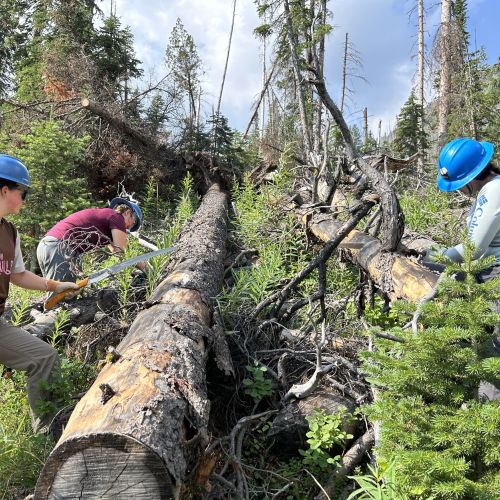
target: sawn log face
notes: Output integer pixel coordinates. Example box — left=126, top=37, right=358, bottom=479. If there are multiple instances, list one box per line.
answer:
left=35, top=184, right=229, bottom=499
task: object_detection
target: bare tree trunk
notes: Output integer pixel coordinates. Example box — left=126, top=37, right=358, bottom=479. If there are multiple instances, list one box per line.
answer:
left=312, top=0, right=327, bottom=154
left=417, top=0, right=425, bottom=173
left=35, top=184, right=230, bottom=499
left=283, top=0, right=312, bottom=156
left=215, top=0, right=236, bottom=120
left=362, top=107, right=368, bottom=149
left=213, top=0, right=237, bottom=155
left=309, top=76, right=404, bottom=251
left=340, top=32, right=348, bottom=113
left=438, top=0, right=452, bottom=148
left=243, top=61, right=276, bottom=140
left=260, top=20, right=267, bottom=142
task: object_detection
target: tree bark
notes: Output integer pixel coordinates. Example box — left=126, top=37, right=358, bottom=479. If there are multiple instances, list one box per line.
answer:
left=35, top=184, right=230, bottom=499
left=438, top=0, right=452, bottom=148
left=307, top=213, right=438, bottom=301
left=310, top=77, right=405, bottom=251
left=283, top=0, right=312, bottom=156
left=417, top=0, right=425, bottom=173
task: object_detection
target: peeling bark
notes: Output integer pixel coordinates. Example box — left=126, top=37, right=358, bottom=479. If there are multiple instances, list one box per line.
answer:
left=307, top=213, right=438, bottom=302
left=35, top=184, right=229, bottom=499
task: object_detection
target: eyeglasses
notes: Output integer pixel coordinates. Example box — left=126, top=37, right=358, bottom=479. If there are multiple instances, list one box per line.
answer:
left=15, top=187, right=29, bottom=201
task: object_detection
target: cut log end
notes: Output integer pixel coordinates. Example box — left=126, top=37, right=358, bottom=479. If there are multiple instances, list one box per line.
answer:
left=35, top=434, right=175, bottom=499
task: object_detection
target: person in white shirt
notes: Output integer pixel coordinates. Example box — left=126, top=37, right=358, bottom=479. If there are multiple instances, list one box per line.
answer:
left=422, top=138, right=499, bottom=400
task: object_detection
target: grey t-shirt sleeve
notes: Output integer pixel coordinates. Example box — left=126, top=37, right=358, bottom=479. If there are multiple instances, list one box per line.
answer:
left=443, top=178, right=500, bottom=262
left=12, top=236, right=26, bottom=273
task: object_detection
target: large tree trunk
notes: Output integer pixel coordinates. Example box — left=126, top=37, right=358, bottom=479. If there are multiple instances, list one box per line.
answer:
left=417, top=0, right=425, bottom=174
left=438, top=0, right=452, bottom=148
left=35, top=184, right=230, bottom=499
left=308, top=213, right=438, bottom=301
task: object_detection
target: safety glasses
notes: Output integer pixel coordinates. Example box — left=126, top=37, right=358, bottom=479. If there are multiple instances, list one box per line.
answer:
left=15, top=186, right=29, bottom=200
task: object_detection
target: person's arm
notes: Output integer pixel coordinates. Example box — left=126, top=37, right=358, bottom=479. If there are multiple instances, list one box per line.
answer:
left=444, top=183, right=500, bottom=262
left=110, top=228, right=145, bottom=270
left=110, top=228, right=127, bottom=254
left=10, top=270, right=79, bottom=292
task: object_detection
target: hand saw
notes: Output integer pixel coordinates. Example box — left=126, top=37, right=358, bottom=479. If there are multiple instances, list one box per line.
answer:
left=44, top=246, right=176, bottom=310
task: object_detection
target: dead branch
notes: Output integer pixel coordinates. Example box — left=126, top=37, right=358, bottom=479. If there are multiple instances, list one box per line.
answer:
left=252, top=197, right=377, bottom=319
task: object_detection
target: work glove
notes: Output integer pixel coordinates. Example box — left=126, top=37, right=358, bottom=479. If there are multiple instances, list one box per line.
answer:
left=47, top=280, right=81, bottom=300
left=54, top=281, right=80, bottom=293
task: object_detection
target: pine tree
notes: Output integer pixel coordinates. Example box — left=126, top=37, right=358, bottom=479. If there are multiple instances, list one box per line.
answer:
left=362, top=242, right=500, bottom=499
left=1, top=121, right=90, bottom=263
left=392, top=91, right=428, bottom=157
left=165, top=19, right=203, bottom=137
left=93, top=14, right=143, bottom=101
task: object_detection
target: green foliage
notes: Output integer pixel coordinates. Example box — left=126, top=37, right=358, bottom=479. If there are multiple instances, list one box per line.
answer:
left=93, top=14, right=143, bottom=98
left=364, top=297, right=411, bottom=330
left=0, top=371, right=52, bottom=495
left=37, top=357, right=96, bottom=421
left=399, top=188, right=457, bottom=243
left=391, top=91, right=427, bottom=158
left=7, top=121, right=90, bottom=251
left=361, top=241, right=500, bottom=499
left=348, top=461, right=404, bottom=500
left=7, top=286, right=37, bottom=326
left=242, top=363, right=273, bottom=404
left=140, top=177, right=173, bottom=231
left=50, top=308, right=71, bottom=347
left=299, top=409, right=353, bottom=472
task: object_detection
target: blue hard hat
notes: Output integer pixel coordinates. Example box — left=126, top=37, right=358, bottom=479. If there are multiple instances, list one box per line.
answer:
left=109, top=197, right=142, bottom=232
left=437, top=138, right=494, bottom=192
left=0, top=154, right=32, bottom=187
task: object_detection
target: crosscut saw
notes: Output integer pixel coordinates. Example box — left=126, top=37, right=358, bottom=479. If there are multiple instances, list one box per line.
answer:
left=44, top=246, right=176, bottom=310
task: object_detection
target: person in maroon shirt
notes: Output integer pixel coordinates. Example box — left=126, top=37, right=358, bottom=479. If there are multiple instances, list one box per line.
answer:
left=0, top=154, right=79, bottom=433
left=37, top=197, right=143, bottom=282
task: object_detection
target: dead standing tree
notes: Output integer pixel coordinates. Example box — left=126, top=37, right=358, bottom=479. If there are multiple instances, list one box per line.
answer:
left=35, top=183, right=231, bottom=499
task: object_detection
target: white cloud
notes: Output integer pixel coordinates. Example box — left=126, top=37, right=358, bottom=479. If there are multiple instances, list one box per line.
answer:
left=104, top=0, right=498, bottom=136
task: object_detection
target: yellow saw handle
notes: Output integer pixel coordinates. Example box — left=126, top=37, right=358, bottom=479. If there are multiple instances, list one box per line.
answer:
left=44, top=277, right=89, bottom=311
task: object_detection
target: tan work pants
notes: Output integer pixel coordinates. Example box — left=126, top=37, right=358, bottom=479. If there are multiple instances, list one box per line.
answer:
left=0, top=318, right=60, bottom=432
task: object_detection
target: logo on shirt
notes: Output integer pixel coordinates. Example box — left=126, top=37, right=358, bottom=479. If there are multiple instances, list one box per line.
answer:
left=0, top=253, right=13, bottom=276
left=478, top=194, right=488, bottom=207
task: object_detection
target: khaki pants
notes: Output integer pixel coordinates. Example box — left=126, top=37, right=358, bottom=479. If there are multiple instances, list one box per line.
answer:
left=0, top=318, right=60, bottom=432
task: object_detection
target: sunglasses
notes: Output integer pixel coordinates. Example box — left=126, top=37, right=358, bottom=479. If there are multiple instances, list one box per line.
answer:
left=15, top=187, right=29, bottom=200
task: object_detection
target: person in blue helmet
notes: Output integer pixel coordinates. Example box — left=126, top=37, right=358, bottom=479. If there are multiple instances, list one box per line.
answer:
left=0, top=154, right=79, bottom=433
left=423, top=137, right=500, bottom=280
left=37, top=196, right=144, bottom=283
left=423, top=137, right=500, bottom=400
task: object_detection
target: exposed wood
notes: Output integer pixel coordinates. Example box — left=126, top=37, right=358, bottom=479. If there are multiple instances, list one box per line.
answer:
left=362, top=152, right=419, bottom=172
left=307, top=213, right=438, bottom=302
left=318, top=429, right=376, bottom=499
left=35, top=184, right=229, bottom=499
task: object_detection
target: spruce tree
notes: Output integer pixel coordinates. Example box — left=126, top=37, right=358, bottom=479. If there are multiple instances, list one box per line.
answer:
left=391, top=91, right=427, bottom=158
left=362, top=242, right=500, bottom=499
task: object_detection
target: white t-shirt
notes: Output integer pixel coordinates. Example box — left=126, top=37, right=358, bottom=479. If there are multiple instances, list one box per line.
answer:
left=12, top=236, right=25, bottom=273
left=444, top=175, right=500, bottom=264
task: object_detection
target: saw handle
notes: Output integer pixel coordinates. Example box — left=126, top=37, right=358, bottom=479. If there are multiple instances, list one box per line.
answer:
left=44, top=278, right=89, bottom=311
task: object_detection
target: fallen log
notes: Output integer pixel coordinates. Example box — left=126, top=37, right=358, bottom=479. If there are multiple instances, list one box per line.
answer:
left=308, top=213, right=438, bottom=302
left=35, top=183, right=230, bottom=499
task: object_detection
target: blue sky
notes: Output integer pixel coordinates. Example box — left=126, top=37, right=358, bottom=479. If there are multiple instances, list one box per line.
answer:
left=104, top=0, right=499, bottom=136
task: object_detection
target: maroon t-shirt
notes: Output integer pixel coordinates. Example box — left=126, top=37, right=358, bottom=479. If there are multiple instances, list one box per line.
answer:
left=46, top=208, right=126, bottom=254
